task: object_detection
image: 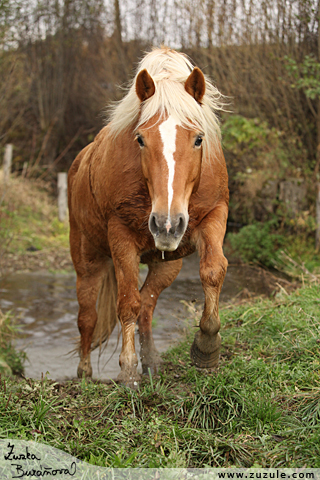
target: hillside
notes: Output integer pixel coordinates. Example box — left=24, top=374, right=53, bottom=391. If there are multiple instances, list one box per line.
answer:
left=0, top=171, right=72, bottom=276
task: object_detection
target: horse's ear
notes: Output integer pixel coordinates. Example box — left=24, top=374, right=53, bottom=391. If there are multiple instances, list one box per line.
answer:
left=185, top=67, right=205, bottom=104
left=136, top=69, right=156, bottom=102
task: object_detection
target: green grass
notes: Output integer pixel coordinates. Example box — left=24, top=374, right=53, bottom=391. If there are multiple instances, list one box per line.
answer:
left=0, top=311, right=26, bottom=377
left=1, top=284, right=320, bottom=467
left=3, top=204, right=69, bottom=254
left=277, top=235, right=320, bottom=276
left=226, top=223, right=320, bottom=277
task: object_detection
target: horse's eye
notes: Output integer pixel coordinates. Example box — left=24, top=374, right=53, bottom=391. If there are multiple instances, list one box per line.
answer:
left=136, top=135, right=144, bottom=147
left=194, top=136, right=203, bottom=147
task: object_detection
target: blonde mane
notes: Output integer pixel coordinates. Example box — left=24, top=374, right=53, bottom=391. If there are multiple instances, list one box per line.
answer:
left=107, top=47, right=226, bottom=161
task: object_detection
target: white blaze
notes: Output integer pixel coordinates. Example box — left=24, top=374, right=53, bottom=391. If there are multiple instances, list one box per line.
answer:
left=159, top=116, right=179, bottom=217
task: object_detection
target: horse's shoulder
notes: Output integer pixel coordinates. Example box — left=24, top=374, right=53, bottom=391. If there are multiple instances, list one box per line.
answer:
left=94, top=125, right=110, bottom=144
left=68, top=145, right=90, bottom=184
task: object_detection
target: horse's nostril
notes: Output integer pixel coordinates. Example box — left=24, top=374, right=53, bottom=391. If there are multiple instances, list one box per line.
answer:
left=149, top=212, right=186, bottom=238
left=149, top=213, right=159, bottom=235
left=174, top=215, right=186, bottom=237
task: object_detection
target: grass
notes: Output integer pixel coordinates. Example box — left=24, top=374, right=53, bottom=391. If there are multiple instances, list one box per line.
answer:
left=1, top=283, right=320, bottom=467
left=226, top=225, right=320, bottom=279
left=0, top=310, right=26, bottom=377
left=0, top=171, right=69, bottom=257
left=276, top=235, right=320, bottom=278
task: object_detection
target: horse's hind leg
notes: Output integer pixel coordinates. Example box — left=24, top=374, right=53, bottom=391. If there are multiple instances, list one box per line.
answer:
left=191, top=205, right=228, bottom=369
left=70, top=223, right=105, bottom=378
left=76, top=265, right=104, bottom=378
left=138, top=259, right=182, bottom=375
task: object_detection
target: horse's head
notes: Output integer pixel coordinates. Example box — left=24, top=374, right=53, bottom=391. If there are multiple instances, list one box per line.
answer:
left=135, top=67, right=206, bottom=252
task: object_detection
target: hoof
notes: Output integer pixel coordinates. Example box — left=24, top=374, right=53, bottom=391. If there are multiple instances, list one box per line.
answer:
left=116, top=370, right=141, bottom=389
left=77, top=356, right=92, bottom=378
left=141, top=356, right=163, bottom=375
left=190, top=332, right=221, bottom=369
left=142, top=364, right=159, bottom=375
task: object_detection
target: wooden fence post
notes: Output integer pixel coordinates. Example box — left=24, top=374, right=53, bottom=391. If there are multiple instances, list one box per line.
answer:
left=3, top=144, right=13, bottom=186
left=57, top=172, right=68, bottom=222
left=22, top=162, right=28, bottom=178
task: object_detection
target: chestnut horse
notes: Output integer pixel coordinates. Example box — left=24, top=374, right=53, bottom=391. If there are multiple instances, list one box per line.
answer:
left=68, top=47, right=229, bottom=388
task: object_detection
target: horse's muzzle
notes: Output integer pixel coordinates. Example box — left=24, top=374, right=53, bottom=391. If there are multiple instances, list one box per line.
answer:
left=149, top=212, right=188, bottom=251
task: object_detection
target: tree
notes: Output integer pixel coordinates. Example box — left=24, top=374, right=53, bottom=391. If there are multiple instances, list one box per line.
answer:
left=285, top=51, right=320, bottom=249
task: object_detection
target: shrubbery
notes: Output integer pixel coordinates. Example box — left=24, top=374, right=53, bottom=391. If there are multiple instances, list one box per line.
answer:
left=222, top=114, right=308, bottom=225
left=227, top=221, right=285, bottom=268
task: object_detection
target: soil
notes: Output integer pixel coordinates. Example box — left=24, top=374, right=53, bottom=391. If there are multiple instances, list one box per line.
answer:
left=0, top=247, right=74, bottom=277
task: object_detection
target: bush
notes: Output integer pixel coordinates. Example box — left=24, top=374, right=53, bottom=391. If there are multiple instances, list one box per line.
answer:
left=222, top=115, right=308, bottom=225
left=227, top=221, right=285, bottom=267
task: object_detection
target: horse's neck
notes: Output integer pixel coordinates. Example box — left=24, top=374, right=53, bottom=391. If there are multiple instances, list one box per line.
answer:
left=91, top=127, right=144, bottom=207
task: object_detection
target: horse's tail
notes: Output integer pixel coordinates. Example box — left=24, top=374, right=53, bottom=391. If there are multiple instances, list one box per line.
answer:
left=91, top=260, right=119, bottom=352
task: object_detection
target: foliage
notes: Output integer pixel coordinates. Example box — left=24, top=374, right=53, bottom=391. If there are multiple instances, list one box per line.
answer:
left=222, top=114, right=289, bottom=189
left=1, top=284, right=320, bottom=467
left=226, top=218, right=320, bottom=277
left=0, top=310, right=26, bottom=376
left=274, top=234, right=320, bottom=278
left=284, top=234, right=320, bottom=273
left=222, top=115, right=281, bottom=155
left=0, top=1, right=317, bottom=174
left=285, top=55, right=320, bottom=100
left=222, top=114, right=308, bottom=225
left=227, top=221, right=285, bottom=267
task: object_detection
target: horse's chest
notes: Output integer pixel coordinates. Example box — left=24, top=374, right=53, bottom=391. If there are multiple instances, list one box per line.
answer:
left=112, top=193, right=151, bottom=226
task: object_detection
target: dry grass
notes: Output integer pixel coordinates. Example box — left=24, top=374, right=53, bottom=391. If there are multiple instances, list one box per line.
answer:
left=0, top=170, right=71, bottom=276
left=0, top=170, right=56, bottom=217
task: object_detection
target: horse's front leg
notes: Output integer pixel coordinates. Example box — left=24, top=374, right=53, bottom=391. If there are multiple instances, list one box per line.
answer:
left=191, top=205, right=228, bottom=369
left=138, top=259, right=182, bottom=374
left=108, top=218, right=142, bottom=388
